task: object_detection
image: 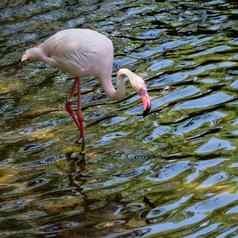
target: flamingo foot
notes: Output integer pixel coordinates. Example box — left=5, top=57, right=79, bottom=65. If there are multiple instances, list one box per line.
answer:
left=75, top=136, right=85, bottom=153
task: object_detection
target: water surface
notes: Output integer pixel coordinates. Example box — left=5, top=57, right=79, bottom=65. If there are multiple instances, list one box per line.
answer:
left=1, top=0, right=238, bottom=237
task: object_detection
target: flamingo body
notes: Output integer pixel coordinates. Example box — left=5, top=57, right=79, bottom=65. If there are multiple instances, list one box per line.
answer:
left=41, top=29, right=113, bottom=79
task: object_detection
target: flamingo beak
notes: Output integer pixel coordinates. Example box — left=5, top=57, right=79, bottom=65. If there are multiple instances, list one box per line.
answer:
left=139, top=89, right=151, bottom=117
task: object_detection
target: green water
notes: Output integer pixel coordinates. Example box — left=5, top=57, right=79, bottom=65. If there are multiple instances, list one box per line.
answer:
left=1, top=0, right=238, bottom=237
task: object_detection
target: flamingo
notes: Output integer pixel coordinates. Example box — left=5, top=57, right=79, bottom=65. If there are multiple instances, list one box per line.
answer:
left=21, top=28, right=151, bottom=148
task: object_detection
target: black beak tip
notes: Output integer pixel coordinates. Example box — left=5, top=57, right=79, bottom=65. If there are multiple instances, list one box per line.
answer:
left=142, top=105, right=151, bottom=117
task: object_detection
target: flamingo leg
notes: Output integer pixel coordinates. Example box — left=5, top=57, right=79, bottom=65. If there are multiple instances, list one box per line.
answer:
left=65, top=79, right=81, bottom=128
left=65, top=77, right=85, bottom=149
left=75, top=78, right=85, bottom=144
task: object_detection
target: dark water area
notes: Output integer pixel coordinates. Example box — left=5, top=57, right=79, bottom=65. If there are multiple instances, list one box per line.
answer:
left=1, top=0, right=238, bottom=237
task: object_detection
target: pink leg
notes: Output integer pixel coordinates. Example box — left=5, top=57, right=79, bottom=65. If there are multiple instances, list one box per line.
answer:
left=75, top=78, right=85, bottom=143
left=65, top=79, right=81, bottom=128
left=65, top=77, right=85, bottom=145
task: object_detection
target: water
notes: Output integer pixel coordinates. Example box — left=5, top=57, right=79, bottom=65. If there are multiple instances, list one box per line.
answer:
left=1, top=0, right=238, bottom=237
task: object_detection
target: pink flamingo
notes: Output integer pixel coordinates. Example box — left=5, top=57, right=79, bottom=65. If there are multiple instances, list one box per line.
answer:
left=21, top=28, right=151, bottom=147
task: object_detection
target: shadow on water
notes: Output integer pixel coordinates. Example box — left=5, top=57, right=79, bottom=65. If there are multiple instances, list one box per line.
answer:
left=2, top=0, right=238, bottom=237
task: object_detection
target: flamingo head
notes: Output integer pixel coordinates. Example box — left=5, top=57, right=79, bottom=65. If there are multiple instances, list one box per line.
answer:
left=117, top=68, right=151, bottom=116
left=138, top=88, right=151, bottom=117
left=129, top=73, right=151, bottom=116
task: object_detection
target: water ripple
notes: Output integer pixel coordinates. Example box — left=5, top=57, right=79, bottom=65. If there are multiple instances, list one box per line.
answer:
left=174, top=92, right=234, bottom=110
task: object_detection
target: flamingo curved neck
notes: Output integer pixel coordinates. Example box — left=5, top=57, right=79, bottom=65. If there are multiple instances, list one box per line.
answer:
left=101, top=68, right=141, bottom=100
